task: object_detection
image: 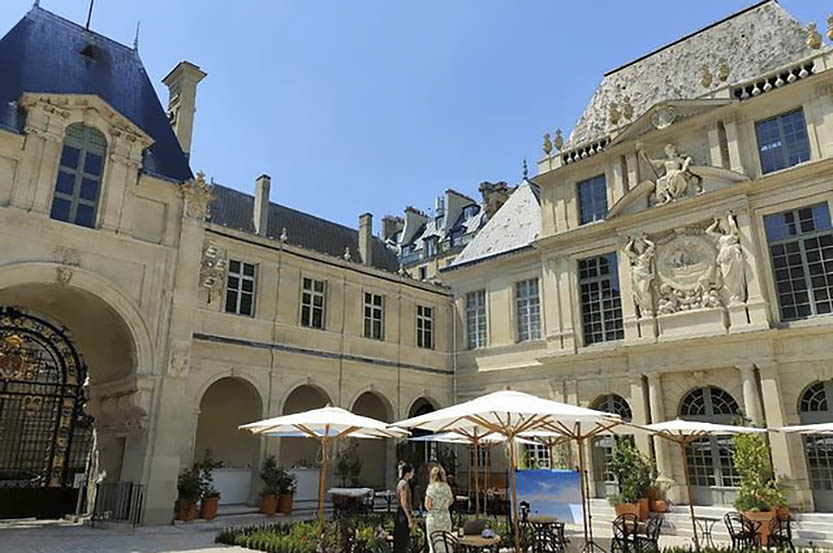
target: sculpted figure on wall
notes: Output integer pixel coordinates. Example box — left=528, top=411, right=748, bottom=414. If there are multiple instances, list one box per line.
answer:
left=637, top=143, right=703, bottom=205
left=706, top=211, right=747, bottom=305
left=624, top=234, right=656, bottom=318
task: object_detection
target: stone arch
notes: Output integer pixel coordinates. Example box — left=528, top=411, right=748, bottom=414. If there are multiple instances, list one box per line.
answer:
left=193, top=376, right=262, bottom=506
left=407, top=395, right=439, bottom=418
left=279, top=383, right=332, bottom=469
left=350, top=389, right=395, bottom=489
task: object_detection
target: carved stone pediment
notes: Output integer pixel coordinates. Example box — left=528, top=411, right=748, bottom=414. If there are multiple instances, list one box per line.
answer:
left=607, top=163, right=749, bottom=219
left=656, top=233, right=717, bottom=292
left=609, top=99, right=732, bottom=146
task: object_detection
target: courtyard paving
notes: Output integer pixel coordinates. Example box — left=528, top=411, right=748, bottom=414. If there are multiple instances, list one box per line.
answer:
left=0, top=514, right=700, bottom=553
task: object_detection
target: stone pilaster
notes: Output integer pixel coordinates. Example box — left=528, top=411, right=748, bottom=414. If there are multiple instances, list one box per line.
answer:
left=737, top=364, right=763, bottom=425
left=647, top=373, right=676, bottom=498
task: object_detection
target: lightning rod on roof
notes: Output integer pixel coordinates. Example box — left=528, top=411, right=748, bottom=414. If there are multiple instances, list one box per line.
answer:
left=133, top=21, right=141, bottom=51
left=522, top=158, right=528, bottom=180
left=85, top=0, right=94, bottom=31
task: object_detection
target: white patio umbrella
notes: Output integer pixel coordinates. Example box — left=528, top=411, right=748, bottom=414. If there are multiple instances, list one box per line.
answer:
left=409, top=431, right=538, bottom=515
left=239, top=405, right=409, bottom=524
left=391, top=389, right=621, bottom=553
left=643, top=419, right=769, bottom=551
left=778, top=422, right=833, bottom=434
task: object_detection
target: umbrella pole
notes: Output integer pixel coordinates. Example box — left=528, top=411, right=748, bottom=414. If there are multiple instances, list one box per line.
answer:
left=508, top=434, right=521, bottom=553
left=318, top=436, right=329, bottom=526
left=576, top=437, right=589, bottom=546
left=475, top=439, right=481, bottom=516
left=483, top=444, right=488, bottom=516
left=679, top=440, right=700, bottom=552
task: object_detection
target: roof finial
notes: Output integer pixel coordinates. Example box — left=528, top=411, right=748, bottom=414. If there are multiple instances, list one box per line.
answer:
left=33, top=0, right=40, bottom=7
left=133, top=21, right=141, bottom=52
left=85, top=0, right=95, bottom=31
left=522, top=158, right=528, bottom=180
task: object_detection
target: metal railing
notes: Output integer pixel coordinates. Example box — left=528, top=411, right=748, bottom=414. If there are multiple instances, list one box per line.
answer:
left=91, top=481, right=144, bottom=527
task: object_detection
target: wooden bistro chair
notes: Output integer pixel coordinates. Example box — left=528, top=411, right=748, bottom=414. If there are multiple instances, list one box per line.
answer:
left=530, top=520, right=569, bottom=553
left=769, top=514, right=795, bottom=552
left=723, top=512, right=761, bottom=551
left=635, top=516, right=663, bottom=553
left=611, top=513, right=640, bottom=553
left=430, top=530, right=461, bottom=553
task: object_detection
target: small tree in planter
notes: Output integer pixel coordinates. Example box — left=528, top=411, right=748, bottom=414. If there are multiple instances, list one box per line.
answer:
left=607, top=439, right=654, bottom=520
left=176, top=464, right=202, bottom=521
left=260, top=455, right=283, bottom=516
left=335, top=440, right=362, bottom=487
left=277, top=468, right=297, bottom=515
left=198, top=449, right=223, bottom=520
left=733, top=432, right=787, bottom=545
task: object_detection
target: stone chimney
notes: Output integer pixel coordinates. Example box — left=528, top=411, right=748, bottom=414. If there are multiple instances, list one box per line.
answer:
left=479, top=181, right=514, bottom=218
left=358, top=213, right=373, bottom=267
left=254, top=174, right=271, bottom=236
left=381, top=215, right=404, bottom=242
left=162, top=61, right=207, bottom=157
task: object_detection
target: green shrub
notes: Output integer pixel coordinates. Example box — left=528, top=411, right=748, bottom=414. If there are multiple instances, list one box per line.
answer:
left=608, top=439, right=654, bottom=504
left=732, top=432, right=786, bottom=511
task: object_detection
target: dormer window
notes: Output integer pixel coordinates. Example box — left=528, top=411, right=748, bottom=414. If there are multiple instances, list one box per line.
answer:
left=756, top=108, right=810, bottom=174
left=50, top=124, right=106, bottom=228
left=577, top=174, right=608, bottom=225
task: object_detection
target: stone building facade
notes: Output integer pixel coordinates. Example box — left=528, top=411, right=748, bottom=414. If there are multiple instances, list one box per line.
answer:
left=443, top=0, right=833, bottom=511
left=0, top=6, right=451, bottom=524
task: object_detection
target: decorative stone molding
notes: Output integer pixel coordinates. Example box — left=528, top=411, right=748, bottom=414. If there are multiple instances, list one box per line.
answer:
left=181, top=171, right=214, bottom=221
left=199, top=241, right=227, bottom=302
left=85, top=379, right=153, bottom=433
left=650, top=105, right=677, bottom=130
left=167, top=341, right=191, bottom=377
left=53, top=246, right=81, bottom=285
left=732, top=60, right=816, bottom=100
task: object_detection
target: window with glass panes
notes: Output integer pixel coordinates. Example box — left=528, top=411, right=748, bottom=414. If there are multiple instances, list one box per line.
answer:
left=301, top=277, right=326, bottom=329
left=416, top=305, right=433, bottom=349
left=764, top=203, right=833, bottom=321
left=50, top=124, right=107, bottom=228
left=755, top=108, right=811, bottom=174
left=525, top=444, right=551, bottom=469
left=578, top=253, right=624, bottom=345
left=470, top=446, right=490, bottom=469
left=515, top=278, right=541, bottom=342
left=577, top=174, right=608, bottom=225
left=466, top=290, right=487, bottom=349
left=225, top=260, right=256, bottom=316
left=364, top=292, right=384, bottom=340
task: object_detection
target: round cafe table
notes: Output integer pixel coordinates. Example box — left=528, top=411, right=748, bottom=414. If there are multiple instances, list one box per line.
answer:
left=458, top=534, right=500, bottom=552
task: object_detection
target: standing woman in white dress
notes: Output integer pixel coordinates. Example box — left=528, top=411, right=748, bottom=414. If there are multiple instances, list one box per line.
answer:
left=424, top=465, right=454, bottom=553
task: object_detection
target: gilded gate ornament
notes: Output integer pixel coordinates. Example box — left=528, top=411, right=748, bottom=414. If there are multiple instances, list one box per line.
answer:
left=0, top=334, right=26, bottom=379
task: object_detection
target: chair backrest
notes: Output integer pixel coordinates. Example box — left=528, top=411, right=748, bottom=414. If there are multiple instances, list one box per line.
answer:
left=770, top=514, right=792, bottom=538
left=724, top=512, right=752, bottom=537
left=430, top=530, right=459, bottom=553
left=613, top=514, right=639, bottom=540
left=646, top=516, right=663, bottom=541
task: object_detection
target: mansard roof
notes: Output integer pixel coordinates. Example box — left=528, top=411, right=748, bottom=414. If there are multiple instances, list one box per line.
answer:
left=0, top=6, right=192, bottom=183
left=445, top=181, right=541, bottom=270
left=210, top=184, right=401, bottom=273
left=566, top=0, right=812, bottom=148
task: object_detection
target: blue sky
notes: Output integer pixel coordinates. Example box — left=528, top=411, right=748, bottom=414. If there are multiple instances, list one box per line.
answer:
left=2, top=1, right=826, bottom=229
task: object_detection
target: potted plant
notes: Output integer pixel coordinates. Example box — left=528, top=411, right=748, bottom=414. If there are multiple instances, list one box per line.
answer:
left=647, top=476, right=673, bottom=513
left=732, top=432, right=787, bottom=546
left=608, top=492, right=640, bottom=518
left=277, top=467, right=297, bottom=515
left=198, top=450, right=222, bottom=520
left=608, top=439, right=654, bottom=520
left=175, top=464, right=202, bottom=521
left=335, top=440, right=362, bottom=487
left=260, top=455, right=282, bottom=516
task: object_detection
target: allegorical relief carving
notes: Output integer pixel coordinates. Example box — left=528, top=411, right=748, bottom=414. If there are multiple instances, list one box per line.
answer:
left=626, top=211, right=747, bottom=318
left=182, top=170, right=214, bottom=221
left=199, top=241, right=227, bottom=303
left=637, top=143, right=704, bottom=206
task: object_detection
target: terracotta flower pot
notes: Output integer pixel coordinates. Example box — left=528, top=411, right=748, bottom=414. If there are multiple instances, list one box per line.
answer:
left=260, top=493, right=278, bottom=516
left=776, top=507, right=792, bottom=518
left=743, top=509, right=776, bottom=546
left=637, top=498, right=649, bottom=521
left=614, top=503, right=640, bottom=518
left=650, top=499, right=668, bottom=513
left=278, top=493, right=293, bottom=515
left=175, top=499, right=198, bottom=521
left=200, top=496, right=219, bottom=520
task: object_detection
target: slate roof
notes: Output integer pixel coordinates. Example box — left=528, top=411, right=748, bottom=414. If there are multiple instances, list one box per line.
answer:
left=210, top=184, right=401, bottom=273
left=0, top=6, right=192, bottom=182
left=445, top=181, right=541, bottom=269
left=566, top=0, right=812, bottom=148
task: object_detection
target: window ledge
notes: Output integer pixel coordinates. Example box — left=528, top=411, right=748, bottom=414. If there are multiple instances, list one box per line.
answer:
left=776, top=314, right=833, bottom=331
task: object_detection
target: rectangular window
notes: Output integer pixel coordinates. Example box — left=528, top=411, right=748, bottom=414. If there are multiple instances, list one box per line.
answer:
left=577, top=174, right=608, bottom=225
left=525, top=444, right=551, bottom=469
left=756, top=108, right=811, bottom=174
left=225, top=260, right=256, bottom=316
left=470, top=446, right=490, bottom=469
left=51, top=125, right=106, bottom=228
left=515, top=278, right=541, bottom=342
left=579, top=253, right=624, bottom=345
left=364, top=292, right=385, bottom=340
left=765, top=203, right=833, bottom=321
left=301, top=277, right=326, bottom=329
left=465, top=290, right=487, bottom=349
left=416, top=305, right=434, bottom=349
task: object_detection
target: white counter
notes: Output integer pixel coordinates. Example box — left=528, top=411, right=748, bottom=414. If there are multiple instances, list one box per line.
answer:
left=213, top=468, right=252, bottom=505
left=289, top=467, right=321, bottom=508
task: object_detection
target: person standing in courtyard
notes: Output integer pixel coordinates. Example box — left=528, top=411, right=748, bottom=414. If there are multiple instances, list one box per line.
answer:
left=394, top=462, right=416, bottom=553
left=425, top=464, right=454, bottom=553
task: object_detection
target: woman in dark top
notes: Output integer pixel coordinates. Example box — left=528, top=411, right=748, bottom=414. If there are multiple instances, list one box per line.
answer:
left=394, top=462, right=416, bottom=553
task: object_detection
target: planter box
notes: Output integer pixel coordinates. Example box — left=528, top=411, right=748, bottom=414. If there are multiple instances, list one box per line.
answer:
left=637, top=498, right=649, bottom=521
left=614, top=503, right=640, bottom=518
left=278, top=493, right=293, bottom=515
left=175, top=499, right=198, bottom=521
left=743, top=509, right=776, bottom=546
left=260, top=494, right=278, bottom=516
left=200, top=496, right=219, bottom=520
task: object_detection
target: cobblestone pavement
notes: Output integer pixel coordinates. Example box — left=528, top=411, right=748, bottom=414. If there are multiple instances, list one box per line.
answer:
left=0, top=516, right=697, bottom=553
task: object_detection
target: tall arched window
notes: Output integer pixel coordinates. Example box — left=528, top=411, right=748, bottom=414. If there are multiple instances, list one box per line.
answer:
left=680, top=386, right=741, bottom=503
left=50, top=124, right=106, bottom=228
left=798, top=381, right=833, bottom=511
left=592, top=394, right=633, bottom=496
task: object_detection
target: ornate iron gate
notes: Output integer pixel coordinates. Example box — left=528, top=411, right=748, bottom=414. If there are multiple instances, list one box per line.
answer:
left=0, top=308, right=94, bottom=519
